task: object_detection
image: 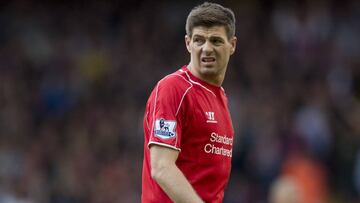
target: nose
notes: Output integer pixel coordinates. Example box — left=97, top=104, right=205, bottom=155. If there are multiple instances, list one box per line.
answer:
left=202, top=41, right=213, bottom=55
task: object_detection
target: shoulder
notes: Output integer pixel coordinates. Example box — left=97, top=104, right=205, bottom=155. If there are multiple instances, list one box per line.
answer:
left=156, top=71, right=193, bottom=92
left=147, top=70, right=194, bottom=109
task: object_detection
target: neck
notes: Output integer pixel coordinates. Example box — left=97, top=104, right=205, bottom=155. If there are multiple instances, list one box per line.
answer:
left=187, top=64, right=224, bottom=87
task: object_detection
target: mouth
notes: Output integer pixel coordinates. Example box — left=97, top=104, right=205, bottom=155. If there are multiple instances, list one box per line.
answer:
left=201, top=57, right=216, bottom=65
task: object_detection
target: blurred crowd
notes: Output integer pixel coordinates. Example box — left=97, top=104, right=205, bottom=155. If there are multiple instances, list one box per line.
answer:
left=0, top=0, right=359, bottom=203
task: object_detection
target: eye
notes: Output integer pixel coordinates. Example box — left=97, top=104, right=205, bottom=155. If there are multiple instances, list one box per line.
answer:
left=211, top=38, right=224, bottom=45
left=193, top=37, right=205, bottom=45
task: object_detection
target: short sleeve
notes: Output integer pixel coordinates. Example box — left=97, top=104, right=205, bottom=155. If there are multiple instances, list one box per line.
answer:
left=147, top=75, right=191, bottom=151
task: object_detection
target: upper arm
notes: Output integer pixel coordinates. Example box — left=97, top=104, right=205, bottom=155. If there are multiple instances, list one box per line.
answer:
left=150, top=145, right=179, bottom=178
left=150, top=144, right=179, bottom=167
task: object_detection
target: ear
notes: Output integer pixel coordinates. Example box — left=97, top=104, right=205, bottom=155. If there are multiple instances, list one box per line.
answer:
left=229, top=36, right=237, bottom=55
left=185, top=35, right=191, bottom=53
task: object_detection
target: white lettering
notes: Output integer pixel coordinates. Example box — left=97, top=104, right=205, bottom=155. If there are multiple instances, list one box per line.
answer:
left=203, top=143, right=232, bottom=157
left=209, top=132, right=233, bottom=146
left=204, top=143, right=212, bottom=153
left=210, top=132, right=217, bottom=142
left=203, top=132, right=233, bottom=157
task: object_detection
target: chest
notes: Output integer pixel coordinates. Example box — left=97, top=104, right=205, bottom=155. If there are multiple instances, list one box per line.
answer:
left=179, top=87, right=234, bottom=162
left=191, top=88, right=232, bottom=129
left=183, top=87, right=234, bottom=141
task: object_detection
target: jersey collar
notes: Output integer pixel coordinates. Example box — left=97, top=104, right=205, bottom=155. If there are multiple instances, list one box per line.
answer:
left=181, top=65, right=222, bottom=93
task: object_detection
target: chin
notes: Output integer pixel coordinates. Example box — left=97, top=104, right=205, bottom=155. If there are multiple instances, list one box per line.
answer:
left=200, top=68, right=218, bottom=76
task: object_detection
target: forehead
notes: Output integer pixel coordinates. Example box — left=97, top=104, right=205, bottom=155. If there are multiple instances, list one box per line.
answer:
left=192, top=26, right=228, bottom=38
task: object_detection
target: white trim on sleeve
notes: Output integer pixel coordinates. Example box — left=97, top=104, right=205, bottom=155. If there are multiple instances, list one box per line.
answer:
left=148, top=141, right=181, bottom=151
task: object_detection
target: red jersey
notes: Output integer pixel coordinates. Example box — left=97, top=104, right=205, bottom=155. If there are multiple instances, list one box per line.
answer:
left=142, top=66, right=234, bottom=203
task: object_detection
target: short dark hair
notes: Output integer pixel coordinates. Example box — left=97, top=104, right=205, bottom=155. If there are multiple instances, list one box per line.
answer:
left=186, top=2, right=236, bottom=39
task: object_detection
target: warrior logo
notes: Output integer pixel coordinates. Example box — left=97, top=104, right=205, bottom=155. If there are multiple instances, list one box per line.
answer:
left=205, top=112, right=217, bottom=123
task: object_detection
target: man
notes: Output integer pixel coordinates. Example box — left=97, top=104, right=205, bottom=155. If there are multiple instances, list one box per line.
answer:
left=142, top=2, right=237, bottom=203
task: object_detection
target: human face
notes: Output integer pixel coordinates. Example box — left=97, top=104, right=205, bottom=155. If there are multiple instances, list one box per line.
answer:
left=185, top=26, right=236, bottom=86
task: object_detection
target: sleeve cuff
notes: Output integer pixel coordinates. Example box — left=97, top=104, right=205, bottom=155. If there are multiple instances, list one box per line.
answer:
left=148, top=141, right=181, bottom=152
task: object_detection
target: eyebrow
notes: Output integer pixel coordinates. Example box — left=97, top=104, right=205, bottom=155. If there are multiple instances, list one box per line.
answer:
left=192, top=34, right=225, bottom=40
left=192, top=34, right=205, bottom=38
left=210, top=36, right=225, bottom=41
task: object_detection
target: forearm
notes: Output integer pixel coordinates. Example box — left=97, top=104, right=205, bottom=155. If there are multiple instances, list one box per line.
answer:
left=152, top=164, right=203, bottom=203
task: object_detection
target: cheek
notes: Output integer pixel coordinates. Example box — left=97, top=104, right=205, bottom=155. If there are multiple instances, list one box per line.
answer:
left=191, top=48, right=201, bottom=57
left=217, top=50, right=231, bottom=63
left=221, top=49, right=232, bottom=58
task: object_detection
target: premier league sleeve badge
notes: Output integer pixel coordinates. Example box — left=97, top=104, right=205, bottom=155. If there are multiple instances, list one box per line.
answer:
left=154, top=118, right=177, bottom=139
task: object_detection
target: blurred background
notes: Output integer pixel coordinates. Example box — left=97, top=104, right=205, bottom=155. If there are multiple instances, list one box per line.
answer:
left=0, top=0, right=359, bottom=202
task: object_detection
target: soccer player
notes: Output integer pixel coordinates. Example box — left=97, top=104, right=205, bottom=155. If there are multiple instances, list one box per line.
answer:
left=141, top=2, right=237, bottom=203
